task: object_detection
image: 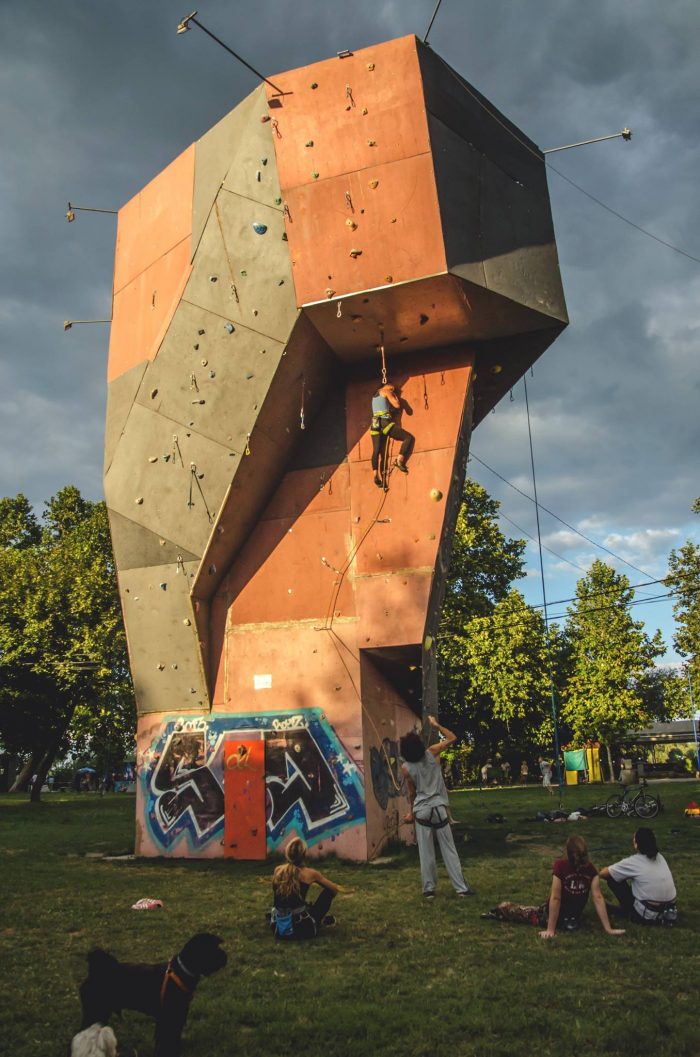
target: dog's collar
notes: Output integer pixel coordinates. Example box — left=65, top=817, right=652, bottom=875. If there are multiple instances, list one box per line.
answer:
left=160, top=958, right=196, bottom=1006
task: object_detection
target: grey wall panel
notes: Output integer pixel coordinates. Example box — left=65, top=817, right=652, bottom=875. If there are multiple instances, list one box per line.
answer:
left=192, top=85, right=281, bottom=257
left=417, top=42, right=544, bottom=190
left=118, top=561, right=208, bottom=714
left=427, top=115, right=485, bottom=285
left=220, top=86, right=283, bottom=206
left=479, top=153, right=567, bottom=323
left=135, top=298, right=288, bottom=453
left=104, top=361, right=148, bottom=476
left=183, top=189, right=296, bottom=344
left=108, top=508, right=199, bottom=572
left=104, top=401, right=241, bottom=558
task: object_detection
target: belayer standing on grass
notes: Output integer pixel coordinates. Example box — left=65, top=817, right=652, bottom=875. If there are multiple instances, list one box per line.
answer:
left=400, top=716, right=474, bottom=899
left=370, top=381, right=414, bottom=487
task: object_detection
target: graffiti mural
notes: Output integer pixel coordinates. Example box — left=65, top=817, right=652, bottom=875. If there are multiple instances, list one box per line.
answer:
left=370, top=738, right=403, bottom=810
left=141, top=709, right=364, bottom=853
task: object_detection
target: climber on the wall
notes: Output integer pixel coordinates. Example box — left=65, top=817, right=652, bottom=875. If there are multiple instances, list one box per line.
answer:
left=370, top=381, right=415, bottom=488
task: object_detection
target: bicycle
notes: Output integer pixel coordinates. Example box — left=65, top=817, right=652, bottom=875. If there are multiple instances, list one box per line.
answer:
left=605, top=777, right=661, bottom=819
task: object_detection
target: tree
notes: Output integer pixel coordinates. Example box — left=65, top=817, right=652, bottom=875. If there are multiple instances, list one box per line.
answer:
left=438, top=478, right=542, bottom=760
left=665, top=497, right=700, bottom=707
left=0, top=487, right=134, bottom=799
left=460, top=589, right=555, bottom=750
left=561, top=560, right=665, bottom=780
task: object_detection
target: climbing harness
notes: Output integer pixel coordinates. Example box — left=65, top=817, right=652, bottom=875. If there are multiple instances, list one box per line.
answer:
left=414, top=807, right=450, bottom=831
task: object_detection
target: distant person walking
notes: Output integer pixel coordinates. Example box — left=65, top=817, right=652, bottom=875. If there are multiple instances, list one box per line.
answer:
left=519, top=760, right=529, bottom=785
left=400, top=717, right=474, bottom=899
left=539, top=756, right=555, bottom=796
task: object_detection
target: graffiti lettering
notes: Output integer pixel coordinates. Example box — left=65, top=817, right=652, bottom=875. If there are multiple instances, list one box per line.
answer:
left=370, top=737, right=403, bottom=810
left=271, top=714, right=306, bottom=731
left=143, top=710, right=364, bottom=852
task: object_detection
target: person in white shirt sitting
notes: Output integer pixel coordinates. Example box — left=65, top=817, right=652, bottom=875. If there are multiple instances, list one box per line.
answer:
left=599, top=827, right=677, bottom=925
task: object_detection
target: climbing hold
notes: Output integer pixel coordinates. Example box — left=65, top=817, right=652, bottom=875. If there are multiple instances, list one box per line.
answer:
left=419, top=313, right=429, bottom=325
left=490, top=364, right=503, bottom=374
left=156, top=664, right=164, bottom=671
left=390, top=217, right=397, bottom=224
left=274, top=198, right=282, bottom=208
left=159, top=539, right=166, bottom=546
left=261, top=114, right=271, bottom=122
left=261, top=157, right=268, bottom=165
left=385, top=275, right=393, bottom=283
left=281, top=232, right=288, bottom=241
left=253, top=309, right=259, bottom=316
left=198, top=329, right=205, bottom=335
left=201, top=358, right=208, bottom=366
left=362, top=107, right=368, bottom=115
left=346, top=218, right=357, bottom=229
left=191, top=398, right=205, bottom=405
left=193, top=344, right=199, bottom=351
left=209, top=275, right=218, bottom=283
left=171, top=664, right=178, bottom=670
left=311, top=171, right=320, bottom=179
left=224, top=322, right=235, bottom=333
left=305, top=140, right=314, bottom=147
left=159, top=582, right=167, bottom=590
left=325, top=288, right=335, bottom=298
left=162, top=454, right=171, bottom=462
left=310, top=82, right=318, bottom=89
left=150, top=388, right=158, bottom=399
left=430, top=489, right=444, bottom=502
left=367, top=140, right=377, bottom=146
left=368, top=179, right=379, bottom=189
left=148, top=456, right=158, bottom=463
left=135, top=497, right=143, bottom=504
left=240, top=269, right=247, bottom=276
left=208, top=564, right=217, bottom=575
left=349, top=248, right=362, bottom=258
left=256, top=170, right=261, bottom=181
left=190, top=688, right=197, bottom=694
left=183, top=618, right=191, bottom=626
left=278, top=279, right=285, bottom=285
left=367, top=62, right=375, bottom=71
left=252, top=222, right=267, bottom=235
left=209, top=370, right=216, bottom=378
left=351, top=314, right=362, bottom=323
left=246, top=372, right=254, bottom=379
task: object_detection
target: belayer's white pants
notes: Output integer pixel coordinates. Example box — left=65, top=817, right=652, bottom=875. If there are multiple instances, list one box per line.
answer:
left=414, top=806, right=470, bottom=895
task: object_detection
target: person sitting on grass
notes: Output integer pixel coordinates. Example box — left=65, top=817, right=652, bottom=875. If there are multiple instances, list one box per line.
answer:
left=599, top=827, right=677, bottom=925
left=481, top=834, right=626, bottom=940
left=269, top=837, right=341, bottom=940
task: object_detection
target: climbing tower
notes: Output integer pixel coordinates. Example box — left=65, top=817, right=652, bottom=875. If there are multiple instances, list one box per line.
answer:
left=104, top=35, right=567, bottom=860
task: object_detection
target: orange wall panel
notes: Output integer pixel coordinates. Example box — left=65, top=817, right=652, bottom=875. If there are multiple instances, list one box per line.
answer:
left=284, top=154, right=445, bottom=304
left=267, top=36, right=429, bottom=190
left=107, top=238, right=192, bottom=382
left=113, top=145, right=195, bottom=295
left=223, top=737, right=267, bottom=859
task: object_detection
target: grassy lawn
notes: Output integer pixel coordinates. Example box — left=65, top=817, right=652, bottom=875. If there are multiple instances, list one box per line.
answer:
left=1, top=782, right=698, bottom=1057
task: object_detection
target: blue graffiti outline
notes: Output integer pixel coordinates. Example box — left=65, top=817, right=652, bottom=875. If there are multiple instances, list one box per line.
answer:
left=141, top=709, right=365, bottom=853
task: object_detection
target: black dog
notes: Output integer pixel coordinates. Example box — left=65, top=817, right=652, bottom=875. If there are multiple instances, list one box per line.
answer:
left=79, top=932, right=227, bottom=1057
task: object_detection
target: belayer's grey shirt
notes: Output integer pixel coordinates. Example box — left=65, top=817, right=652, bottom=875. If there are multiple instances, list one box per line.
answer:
left=402, top=751, right=449, bottom=811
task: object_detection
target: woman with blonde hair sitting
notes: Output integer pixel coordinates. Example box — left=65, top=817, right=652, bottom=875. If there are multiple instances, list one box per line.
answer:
left=482, top=834, right=626, bottom=940
left=269, top=837, right=341, bottom=940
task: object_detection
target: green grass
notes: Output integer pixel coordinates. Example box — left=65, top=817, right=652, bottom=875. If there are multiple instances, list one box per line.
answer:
left=2, top=782, right=699, bottom=1057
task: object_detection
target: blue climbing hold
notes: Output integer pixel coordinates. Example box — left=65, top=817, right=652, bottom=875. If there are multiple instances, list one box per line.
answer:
left=224, top=322, right=235, bottom=333
left=252, top=222, right=268, bottom=235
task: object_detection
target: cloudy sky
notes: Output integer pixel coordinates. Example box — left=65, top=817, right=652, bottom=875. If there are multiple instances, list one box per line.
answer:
left=1, top=0, right=698, bottom=672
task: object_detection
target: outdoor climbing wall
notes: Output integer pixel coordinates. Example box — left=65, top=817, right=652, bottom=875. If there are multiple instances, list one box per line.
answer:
left=106, top=35, right=567, bottom=861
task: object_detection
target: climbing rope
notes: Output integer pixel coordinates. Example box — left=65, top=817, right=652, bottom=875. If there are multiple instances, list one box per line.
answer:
left=214, top=198, right=239, bottom=302
left=379, top=340, right=387, bottom=385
